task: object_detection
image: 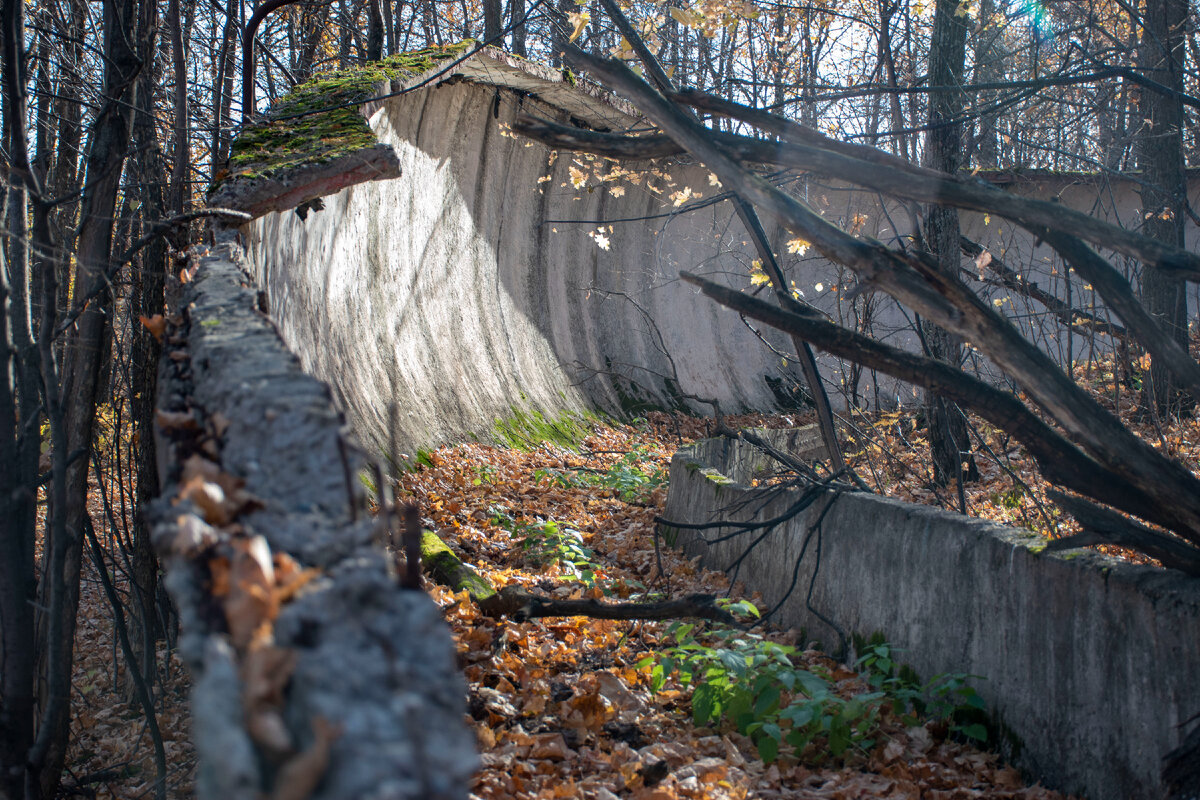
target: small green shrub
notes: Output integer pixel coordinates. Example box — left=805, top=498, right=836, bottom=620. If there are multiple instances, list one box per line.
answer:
left=490, top=508, right=604, bottom=588
left=640, top=620, right=989, bottom=765
left=855, top=639, right=988, bottom=743
left=534, top=446, right=668, bottom=502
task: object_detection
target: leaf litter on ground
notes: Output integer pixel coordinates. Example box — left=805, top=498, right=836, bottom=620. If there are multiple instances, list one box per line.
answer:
left=394, top=412, right=1076, bottom=800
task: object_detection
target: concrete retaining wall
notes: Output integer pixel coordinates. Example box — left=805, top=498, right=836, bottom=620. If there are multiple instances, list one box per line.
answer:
left=662, top=432, right=1200, bottom=800
left=149, top=233, right=474, bottom=799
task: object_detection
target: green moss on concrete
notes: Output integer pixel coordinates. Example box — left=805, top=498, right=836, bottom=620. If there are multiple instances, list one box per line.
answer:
left=492, top=406, right=598, bottom=451
left=218, top=42, right=472, bottom=186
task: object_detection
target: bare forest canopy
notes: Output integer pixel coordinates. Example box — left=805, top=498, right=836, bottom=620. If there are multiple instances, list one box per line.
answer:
left=4, top=0, right=1200, bottom=799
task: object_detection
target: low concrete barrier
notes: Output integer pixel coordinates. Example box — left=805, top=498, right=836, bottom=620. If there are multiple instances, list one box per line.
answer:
left=662, top=432, right=1200, bottom=800
left=149, top=232, right=474, bottom=799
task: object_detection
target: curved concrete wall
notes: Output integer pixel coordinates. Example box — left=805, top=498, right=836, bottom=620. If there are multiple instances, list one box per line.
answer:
left=239, top=63, right=1200, bottom=457
left=242, top=78, right=808, bottom=457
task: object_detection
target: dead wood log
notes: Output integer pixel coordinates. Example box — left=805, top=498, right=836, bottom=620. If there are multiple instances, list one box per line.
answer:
left=482, top=585, right=737, bottom=624
left=419, top=530, right=736, bottom=623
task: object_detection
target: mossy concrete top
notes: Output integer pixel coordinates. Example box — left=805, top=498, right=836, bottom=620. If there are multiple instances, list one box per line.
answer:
left=210, top=43, right=639, bottom=218
left=223, top=43, right=473, bottom=184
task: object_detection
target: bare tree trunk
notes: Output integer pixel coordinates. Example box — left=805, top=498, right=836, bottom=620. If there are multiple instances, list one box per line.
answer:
left=367, top=0, right=384, bottom=59
left=510, top=0, right=526, bottom=56
left=970, top=0, right=1003, bottom=168
left=483, top=0, right=501, bottom=43
left=1137, top=0, right=1190, bottom=417
left=0, top=0, right=43, bottom=793
left=212, top=0, right=238, bottom=177
left=169, top=0, right=190, bottom=225
left=48, top=0, right=86, bottom=334
left=922, top=0, right=978, bottom=487
left=126, top=0, right=166, bottom=706
left=32, top=0, right=143, bottom=792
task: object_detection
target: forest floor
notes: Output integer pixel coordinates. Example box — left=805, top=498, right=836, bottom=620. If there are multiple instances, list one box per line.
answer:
left=60, top=486, right=197, bottom=799
left=396, top=413, right=1077, bottom=800
left=64, top=353, right=1192, bottom=798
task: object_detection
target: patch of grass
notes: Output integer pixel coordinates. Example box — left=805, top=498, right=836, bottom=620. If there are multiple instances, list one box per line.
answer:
left=216, top=42, right=472, bottom=186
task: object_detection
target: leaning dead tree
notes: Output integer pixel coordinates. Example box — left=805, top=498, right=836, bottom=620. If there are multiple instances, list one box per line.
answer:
left=512, top=26, right=1200, bottom=578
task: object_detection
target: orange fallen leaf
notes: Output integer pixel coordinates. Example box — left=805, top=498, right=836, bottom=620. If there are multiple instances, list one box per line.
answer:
left=157, top=409, right=198, bottom=432
left=270, top=717, right=341, bottom=800
left=223, top=535, right=278, bottom=650
left=139, top=314, right=167, bottom=343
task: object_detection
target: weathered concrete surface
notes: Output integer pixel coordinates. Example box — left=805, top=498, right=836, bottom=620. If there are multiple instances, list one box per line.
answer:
left=241, top=69, right=810, bottom=458
left=662, top=434, right=1200, bottom=800
left=150, top=234, right=474, bottom=799
left=238, top=50, right=1200, bottom=460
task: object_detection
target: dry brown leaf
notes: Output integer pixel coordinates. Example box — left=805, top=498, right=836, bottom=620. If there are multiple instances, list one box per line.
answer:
left=156, top=409, right=198, bottom=432
left=139, top=314, right=167, bottom=342
left=242, top=643, right=296, bottom=709
left=247, top=709, right=293, bottom=758
left=181, top=454, right=222, bottom=483
left=178, top=475, right=232, bottom=526
left=528, top=732, right=570, bottom=761
left=158, top=513, right=219, bottom=557
left=210, top=412, right=232, bottom=439
left=223, top=535, right=278, bottom=650
left=270, top=717, right=341, bottom=800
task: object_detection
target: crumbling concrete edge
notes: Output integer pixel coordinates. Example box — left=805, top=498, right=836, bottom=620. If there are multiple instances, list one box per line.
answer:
left=148, top=230, right=475, bottom=800
left=208, top=143, right=402, bottom=220
left=662, top=432, right=1200, bottom=800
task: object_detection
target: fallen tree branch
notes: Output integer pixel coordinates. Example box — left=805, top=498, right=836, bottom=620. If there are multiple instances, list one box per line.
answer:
left=1043, top=490, right=1200, bottom=576
left=677, top=270, right=1200, bottom=547
left=668, top=88, right=1200, bottom=282
left=558, top=45, right=1200, bottom=552
left=483, top=585, right=738, bottom=624
left=959, top=236, right=1128, bottom=341
left=513, top=106, right=1200, bottom=282
left=419, top=529, right=738, bottom=623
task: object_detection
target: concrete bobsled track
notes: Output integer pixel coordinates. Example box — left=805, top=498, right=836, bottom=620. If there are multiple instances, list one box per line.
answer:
left=210, top=47, right=1200, bottom=798
left=230, top=46, right=1200, bottom=460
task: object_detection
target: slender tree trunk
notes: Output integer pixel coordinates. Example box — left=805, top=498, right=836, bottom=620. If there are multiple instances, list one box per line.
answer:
left=367, top=0, right=384, bottom=59
left=483, top=0, right=501, bottom=43
left=212, top=0, right=238, bottom=177
left=33, top=0, right=143, bottom=792
left=1137, top=0, right=1190, bottom=417
left=510, top=0, right=526, bottom=56
left=126, top=0, right=166, bottom=706
left=970, top=0, right=1002, bottom=168
left=0, top=0, right=42, bottom=793
left=169, top=0, right=190, bottom=226
left=922, top=0, right=978, bottom=487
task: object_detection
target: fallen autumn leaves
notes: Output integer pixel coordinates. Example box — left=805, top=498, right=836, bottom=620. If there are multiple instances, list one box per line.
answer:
left=395, top=414, right=1070, bottom=800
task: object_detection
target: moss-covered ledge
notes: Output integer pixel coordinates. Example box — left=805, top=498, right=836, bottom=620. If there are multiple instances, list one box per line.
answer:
left=208, top=43, right=472, bottom=218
